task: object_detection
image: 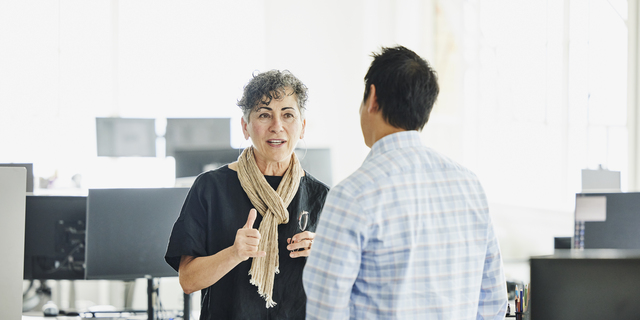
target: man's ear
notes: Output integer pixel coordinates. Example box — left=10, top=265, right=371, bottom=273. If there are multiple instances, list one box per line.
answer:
left=241, top=117, right=250, bottom=140
left=366, top=84, right=379, bottom=113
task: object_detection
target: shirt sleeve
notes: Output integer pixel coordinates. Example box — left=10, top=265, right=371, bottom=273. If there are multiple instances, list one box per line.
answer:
left=477, top=221, right=508, bottom=319
left=303, top=184, right=367, bottom=320
left=164, top=177, right=210, bottom=272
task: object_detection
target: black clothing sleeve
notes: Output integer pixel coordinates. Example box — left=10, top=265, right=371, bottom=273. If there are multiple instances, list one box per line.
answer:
left=164, top=175, right=210, bottom=271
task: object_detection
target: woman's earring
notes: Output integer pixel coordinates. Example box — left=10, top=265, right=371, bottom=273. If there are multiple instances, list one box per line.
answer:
left=296, top=138, right=307, bottom=161
left=238, top=139, right=252, bottom=157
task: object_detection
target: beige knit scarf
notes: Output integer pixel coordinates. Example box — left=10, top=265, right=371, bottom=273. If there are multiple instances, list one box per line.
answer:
left=237, top=146, right=303, bottom=308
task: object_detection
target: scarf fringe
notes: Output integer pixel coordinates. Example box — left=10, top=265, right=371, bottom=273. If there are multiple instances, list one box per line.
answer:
left=248, top=270, right=279, bottom=309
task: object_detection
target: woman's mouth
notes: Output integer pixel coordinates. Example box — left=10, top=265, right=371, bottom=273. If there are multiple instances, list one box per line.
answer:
left=267, top=139, right=286, bottom=146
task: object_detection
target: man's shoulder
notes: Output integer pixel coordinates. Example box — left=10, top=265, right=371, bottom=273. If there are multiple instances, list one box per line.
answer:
left=331, top=146, right=482, bottom=199
left=420, top=147, right=479, bottom=177
left=326, top=165, right=374, bottom=202
left=369, top=144, right=478, bottom=178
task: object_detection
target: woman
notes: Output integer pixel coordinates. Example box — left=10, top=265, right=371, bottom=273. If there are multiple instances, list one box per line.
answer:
left=165, top=70, right=329, bottom=320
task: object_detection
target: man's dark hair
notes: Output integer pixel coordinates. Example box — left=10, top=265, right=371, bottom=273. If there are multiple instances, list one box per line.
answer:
left=237, top=70, right=308, bottom=121
left=363, top=46, right=439, bottom=131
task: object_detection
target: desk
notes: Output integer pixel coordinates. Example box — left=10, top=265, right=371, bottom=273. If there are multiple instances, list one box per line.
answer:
left=23, top=315, right=146, bottom=320
left=23, top=310, right=148, bottom=320
left=23, top=316, right=80, bottom=320
left=530, top=249, right=640, bottom=320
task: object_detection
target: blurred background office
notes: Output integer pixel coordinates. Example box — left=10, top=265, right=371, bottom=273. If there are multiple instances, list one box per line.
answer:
left=1, top=0, right=639, bottom=317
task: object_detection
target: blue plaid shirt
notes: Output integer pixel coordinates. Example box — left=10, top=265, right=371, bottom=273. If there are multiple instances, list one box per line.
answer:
left=303, top=131, right=507, bottom=319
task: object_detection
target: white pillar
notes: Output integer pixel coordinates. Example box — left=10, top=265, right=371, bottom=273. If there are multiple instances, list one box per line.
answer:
left=628, top=0, right=640, bottom=191
left=0, top=167, right=27, bottom=319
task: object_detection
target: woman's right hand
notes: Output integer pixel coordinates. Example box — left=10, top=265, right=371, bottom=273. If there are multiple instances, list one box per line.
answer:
left=179, top=209, right=266, bottom=294
left=233, top=208, right=266, bottom=261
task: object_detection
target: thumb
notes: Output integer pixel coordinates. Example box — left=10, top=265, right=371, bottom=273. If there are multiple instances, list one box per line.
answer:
left=244, top=208, right=257, bottom=229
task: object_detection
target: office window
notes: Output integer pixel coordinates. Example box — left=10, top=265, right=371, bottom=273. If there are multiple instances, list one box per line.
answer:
left=568, top=0, right=628, bottom=175
left=453, top=0, right=628, bottom=211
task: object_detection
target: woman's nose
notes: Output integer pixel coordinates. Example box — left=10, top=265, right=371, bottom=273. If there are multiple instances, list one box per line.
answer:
left=270, top=117, right=284, bottom=132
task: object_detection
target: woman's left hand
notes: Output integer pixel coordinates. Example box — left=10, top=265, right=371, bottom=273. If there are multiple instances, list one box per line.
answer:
left=287, top=231, right=315, bottom=258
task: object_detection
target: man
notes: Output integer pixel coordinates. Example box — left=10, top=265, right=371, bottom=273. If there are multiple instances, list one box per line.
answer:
left=303, top=46, right=507, bottom=319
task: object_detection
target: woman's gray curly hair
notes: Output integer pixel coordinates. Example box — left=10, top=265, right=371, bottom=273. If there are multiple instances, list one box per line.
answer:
left=237, top=70, right=308, bottom=122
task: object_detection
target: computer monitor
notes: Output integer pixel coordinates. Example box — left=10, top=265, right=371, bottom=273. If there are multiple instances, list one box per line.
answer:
left=172, top=147, right=333, bottom=184
left=96, top=117, right=157, bottom=157
left=173, top=148, right=240, bottom=178
left=296, top=148, right=332, bottom=186
left=0, top=163, right=34, bottom=192
left=575, top=192, right=640, bottom=249
left=530, top=249, right=640, bottom=319
left=23, top=195, right=87, bottom=280
left=85, top=188, right=189, bottom=280
left=165, top=118, right=231, bottom=157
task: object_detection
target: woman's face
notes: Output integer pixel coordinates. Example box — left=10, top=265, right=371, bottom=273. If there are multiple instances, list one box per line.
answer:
left=241, top=90, right=306, bottom=170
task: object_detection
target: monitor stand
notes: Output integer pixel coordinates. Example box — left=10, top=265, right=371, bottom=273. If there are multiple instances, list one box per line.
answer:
left=147, top=277, right=154, bottom=320
left=184, top=292, right=191, bottom=320
left=146, top=277, right=191, bottom=320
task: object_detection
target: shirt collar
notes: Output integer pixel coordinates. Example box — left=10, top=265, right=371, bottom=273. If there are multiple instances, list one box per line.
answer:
left=366, top=130, right=423, bottom=160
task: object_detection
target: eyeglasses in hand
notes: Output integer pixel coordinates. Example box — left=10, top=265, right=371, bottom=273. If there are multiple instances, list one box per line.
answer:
left=298, top=210, right=309, bottom=232
left=291, top=211, right=309, bottom=252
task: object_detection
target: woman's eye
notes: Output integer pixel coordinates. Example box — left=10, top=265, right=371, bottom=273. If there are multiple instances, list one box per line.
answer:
left=284, top=112, right=299, bottom=120
left=258, top=113, right=270, bottom=119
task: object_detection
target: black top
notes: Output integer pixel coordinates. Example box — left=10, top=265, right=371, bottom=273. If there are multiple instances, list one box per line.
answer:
left=165, top=165, right=329, bottom=320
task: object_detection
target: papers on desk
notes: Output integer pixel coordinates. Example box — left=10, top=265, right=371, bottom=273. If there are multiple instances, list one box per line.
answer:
left=575, top=195, right=607, bottom=222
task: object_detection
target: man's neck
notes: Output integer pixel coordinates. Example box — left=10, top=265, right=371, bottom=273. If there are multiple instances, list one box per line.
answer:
left=366, top=114, right=406, bottom=148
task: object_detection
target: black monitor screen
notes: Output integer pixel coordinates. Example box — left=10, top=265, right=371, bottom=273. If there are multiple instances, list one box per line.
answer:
left=577, top=192, right=640, bottom=249
left=165, top=118, right=231, bottom=157
left=172, top=147, right=334, bottom=185
left=96, top=117, right=157, bottom=157
left=85, top=188, right=189, bottom=280
left=173, top=148, right=240, bottom=178
left=24, top=195, right=87, bottom=280
left=530, top=250, right=640, bottom=319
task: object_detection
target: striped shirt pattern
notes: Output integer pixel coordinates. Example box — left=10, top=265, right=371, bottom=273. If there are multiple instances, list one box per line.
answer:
left=303, top=131, right=507, bottom=319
